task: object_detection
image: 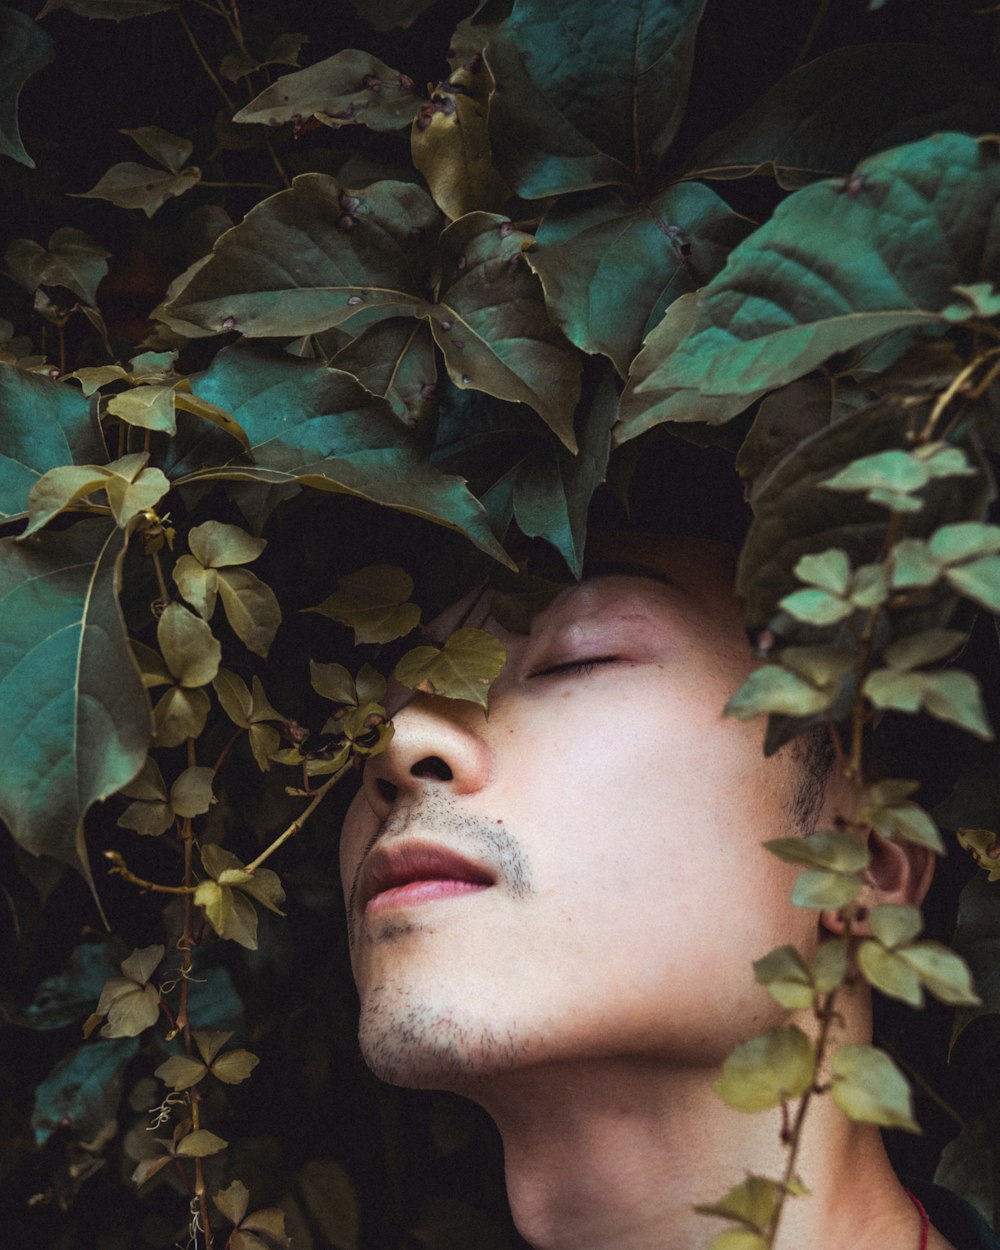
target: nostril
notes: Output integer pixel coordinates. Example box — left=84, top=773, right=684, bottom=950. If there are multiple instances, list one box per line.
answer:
left=376, top=778, right=398, bottom=803
left=411, top=755, right=453, bottom=782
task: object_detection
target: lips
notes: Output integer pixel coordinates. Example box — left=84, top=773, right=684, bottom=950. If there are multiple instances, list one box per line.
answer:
left=357, top=841, right=495, bottom=914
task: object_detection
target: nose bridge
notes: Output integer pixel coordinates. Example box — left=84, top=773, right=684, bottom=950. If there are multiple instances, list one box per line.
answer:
left=365, top=695, right=491, bottom=799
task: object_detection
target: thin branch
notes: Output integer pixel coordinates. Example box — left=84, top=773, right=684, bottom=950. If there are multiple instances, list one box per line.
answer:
left=793, top=0, right=832, bottom=70
left=104, top=851, right=198, bottom=895
left=176, top=7, right=235, bottom=111
left=244, top=762, right=352, bottom=874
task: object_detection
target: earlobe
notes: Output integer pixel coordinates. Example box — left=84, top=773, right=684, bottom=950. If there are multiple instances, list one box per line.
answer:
left=819, top=829, right=936, bottom=936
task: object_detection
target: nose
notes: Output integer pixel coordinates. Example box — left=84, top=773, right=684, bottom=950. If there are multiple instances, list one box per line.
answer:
left=359, top=696, right=492, bottom=817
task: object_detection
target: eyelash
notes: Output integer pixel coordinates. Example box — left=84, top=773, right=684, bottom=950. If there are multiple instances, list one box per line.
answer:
left=528, top=656, right=618, bottom=679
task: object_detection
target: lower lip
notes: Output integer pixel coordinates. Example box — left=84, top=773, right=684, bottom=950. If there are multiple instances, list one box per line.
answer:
left=366, top=879, right=490, bottom=914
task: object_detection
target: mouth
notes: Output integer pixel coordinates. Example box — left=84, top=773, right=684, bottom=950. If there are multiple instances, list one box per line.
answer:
left=358, top=841, right=495, bottom=915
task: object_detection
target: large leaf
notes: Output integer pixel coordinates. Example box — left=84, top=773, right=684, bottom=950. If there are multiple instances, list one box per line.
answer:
left=329, top=317, right=436, bottom=424
left=0, top=9, right=54, bottom=168
left=0, top=521, right=150, bottom=863
left=0, top=363, right=105, bottom=521
left=486, top=0, right=708, bottom=197
left=529, top=183, right=752, bottom=375
left=181, top=345, right=509, bottom=563
left=628, top=133, right=1000, bottom=423
left=163, top=174, right=439, bottom=337
left=428, top=212, right=581, bottom=449
left=685, top=45, right=1000, bottom=188
left=31, top=1036, right=139, bottom=1147
left=233, top=50, right=421, bottom=131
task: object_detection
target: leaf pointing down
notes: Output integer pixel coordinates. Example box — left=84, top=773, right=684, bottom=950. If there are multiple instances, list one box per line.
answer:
left=0, top=521, right=150, bottom=863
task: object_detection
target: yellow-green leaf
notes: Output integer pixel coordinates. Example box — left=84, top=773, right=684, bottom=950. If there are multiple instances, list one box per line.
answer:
left=829, top=1044, right=918, bottom=1131
left=309, top=564, right=419, bottom=644
left=715, top=1025, right=815, bottom=1112
left=188, top=520, right=266, bottom=569
left=176, top=1128, right=228, bottom=1157
left=157, top=602, right=221, bottom=688
left=154, top=1053, right=209, bottom=1091
left=393, top=627, right=507, bottom=709
left=106, top=384, right=176, bottom=433
left=152, top=685, right=211, bottom=748
left=217, top=567, right=282, bottom=657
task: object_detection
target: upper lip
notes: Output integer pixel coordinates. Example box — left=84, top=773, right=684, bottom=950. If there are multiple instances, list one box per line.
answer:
left=356, top=840, right=496, bottom=911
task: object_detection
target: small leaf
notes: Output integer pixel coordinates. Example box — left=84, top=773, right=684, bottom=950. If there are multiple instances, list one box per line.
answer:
left=946, top=555, right=1000, bottom=613
left=695, top=1174, right=780, bottom=1231
left=715, top=1025, right=815, bottom=1112
left=765, top=829, right=869, bottom=873
left=829, top=1044, right=919, bottom=1131
left=217, top=567, right=282, bottom=657
left=213, top=668, right=253, bottom=727
left=213, top=1179, right=251, bottom=1226
left=106, top=384, right=176, bottom=434
left=74, top=162, right=201, bottom=218
left=795, top=549, right=851, bottom=595
left=777, top=587, right=852, bottom=626
left=6, top=227, right=110, bottom=305
left=210, top=1049, right=259, bottom=1085
left=811, top=939, right=849, bottom=993
left=900, top=944, right=981, bottom=1006
left=117, top=799, right=173, bottom=837
left=753, top=945, right=814, bottom=1010
left=882, top=629, right=965, bottom=671
left=188, top=520, right=265, bottom=569
left=724, top=665, right=836, bottom=720
left=869, top=903, right=923, bottom=949
left=310, top=565, right=419, bottom=644
left=310, top=660, right=359, bottom=705
left=791, top=870, right=864, bottom=910
left=890, top=539, right=941, bottom=589
left=176, top=1129, right=229, bottom=1157
left=858, top=942, right=923, bottom=1006
left=393, top=627, right=507, bottom=709
left=155, top=1053, right=208, bottom=1091
left=157, top=602, right=221, bottom=687
left=174, top=554, right=219, bottom=619
left=929, top=522, right=1000, bottom=565
left=153, top=685, right=210, bottom=748
left=120, top=125, right=192, bottom=174
left=170, top=766, right=215, bottom=818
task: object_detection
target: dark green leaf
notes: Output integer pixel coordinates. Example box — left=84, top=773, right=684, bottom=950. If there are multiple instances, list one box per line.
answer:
left=0, top=363, right=104, bottom=521
left=164, top=175, right=438, bottom=338
left=0, top=9, right=54, bottom=168
left=170, top=766, right=215, bottom=818
left=234, top=50, right=421, bottom=132
left=74, top=162, right=201, bottom=218
left=529, top=184, right=752, bottom=375
left=176, top=1129, right=228, bottom=1157
left=330, top=318, right=436, bottom=425
left=120, top=125, right=191, bottom=173
left=487, top=0, right=708, bottom=197
left=309, top=564, right=419, bottom=643
left=31, top=1036, right=138, bottom=1147
left=6, top=227, right=110, bottom=305
left=685, top=45, right=1000, bottom=188
left=430, top=212, right=582, bottom=449
left=627, top=134, right=1000, bottom=417
left=181, top=345, right=509, bottom=564
left=0, top=522, right=150, bottom=863
left=152, top=685, right=210, bottom=747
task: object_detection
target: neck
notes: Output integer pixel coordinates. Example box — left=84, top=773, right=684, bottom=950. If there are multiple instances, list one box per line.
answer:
left=463, top=1057, right=932, bottom=1250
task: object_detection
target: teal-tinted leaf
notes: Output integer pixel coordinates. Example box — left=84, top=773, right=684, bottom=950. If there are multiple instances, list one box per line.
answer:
left=791, top=869, right=864, bottom=910
left=0, top=9, right=54, bottom=168
left=493, top=365, right=616, bottom=577
left=890, top=539, right=940, bottom=589
left=685, top=44, right=1000, bottom=188
left=866, top=668, right=993, bottom=739
left=6, top=227, right=110, bottom=305
left=780, top=645, right=856, bottom=688
left=929, top=522, right=1000, bottom=565
left=725, top=664, right=836, bottom=720
left=216, top=567, right=282, bottom=657
left=715, top=1024, right=815, bottom=1112
left=859, top=942, right=923, bottom=1005
left=829, top=1044, right=919, bottom=1131
left=20, top=942, right=119, bottom=1030
left=74, top=162, right=201, bottom=218
left=795, top=548, right=851, bottom=595
left=330, top=318, right=436, bottom=425
left=529, top=183, right=752, bottom=376
left=946, top=556, right=1000, bottom=613
left=823, top=450, right=928, bottom=496
left=164, top=175, right=438, bottom=337
left=766, top=829, right=869, bottom=872
left=629, top=134, right=1000, bottom=416
left=233, top=50, right=420, bottom=132
left=882, top=628, right=965, bottom=671
left=31, top=1036, right=138, bottom=1147
left=310, top=564, right=418, bottom=644
left=429, top=212, right=581, bottom=450
left=181, top=345, right=509, bottom=564
left=0, top=522, right=150, bottom=863
left=487, top=0, right=708, bottom=197
left=0, top=363, right=104, bottom=521
left=778, top=587, right=852, bottom=626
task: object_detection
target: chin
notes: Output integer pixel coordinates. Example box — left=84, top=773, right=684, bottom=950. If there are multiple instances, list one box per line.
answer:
left=357, top=986, right=530, bottom=1089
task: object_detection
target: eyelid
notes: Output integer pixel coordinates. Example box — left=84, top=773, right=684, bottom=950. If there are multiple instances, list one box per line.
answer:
left=526, top=655, right=619, bottom=679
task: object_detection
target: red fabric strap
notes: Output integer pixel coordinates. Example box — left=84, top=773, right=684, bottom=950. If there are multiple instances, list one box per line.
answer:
left=906, top=1189, right=930, bottom=1250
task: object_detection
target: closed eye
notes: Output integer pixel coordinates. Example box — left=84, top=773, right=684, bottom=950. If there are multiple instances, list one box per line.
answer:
left=527, top=656, right=619, bottom=678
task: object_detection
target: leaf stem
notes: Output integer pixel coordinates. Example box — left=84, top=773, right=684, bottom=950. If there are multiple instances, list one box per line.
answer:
left=793, top=0, right=832, bottom=70
left=918, top=347, right=1000, bottom=443
left=244, top=761, right=352, bottom=874
left=150, top=549, right=171, bottom=606
left=176, top=7, right=235, bottom=111
left=212, top=726, right=245, bottom=772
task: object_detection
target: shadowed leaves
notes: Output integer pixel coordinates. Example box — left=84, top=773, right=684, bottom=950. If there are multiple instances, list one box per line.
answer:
left=0, top=9, right=54, bottom=168
left=394, top=627, right=507, bottom=708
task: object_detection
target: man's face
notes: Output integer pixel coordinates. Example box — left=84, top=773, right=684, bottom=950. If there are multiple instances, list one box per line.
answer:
left=339, top=535, right=825, bottom=1091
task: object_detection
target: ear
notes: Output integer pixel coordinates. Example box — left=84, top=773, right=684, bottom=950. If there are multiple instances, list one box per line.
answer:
left=819, top=830, right=936, bottom=936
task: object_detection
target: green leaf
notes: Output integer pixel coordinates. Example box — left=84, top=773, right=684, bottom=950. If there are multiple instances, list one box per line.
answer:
left=195, top=877, right=260, bottom=948
left=724, top=664, right=836, bottom=720
left=0, top=9, right=54, bottom=168
left=858, top=941, right=923, bottom=1006
left=429, top=212, right=582, bottom=450
left=117, top=798, right=173, bottom=837
left=890, top=539, right=940, bottom=589
left=6, top=227, right=110, bottom=305
left=685, top=44, right=1000, bottom=188
left=695, top=1174, right=780, bottom=1231
left=157, top=602, right=221, bottom=687
left=794, top=548, right=851, bottom=595
left=176, top=1129, right=229, bottom=1158
left=882, top=629, right=965, bottom=671
left=309, top=564, right=419, bottom=644
left=214, top=1180, right=251, bottom=1226
left=753, top=945, right=814, bottom=1010
left=164, top=175, right=437, bottom=338
left=106, top=384, right=176, bottom=433
left=154, top=1053, right=208, bottom=1090
left=180, top=346, right=510, bottom=565
left=0, top=522, right=150, bottom=863
left=791, top=869, right=864, bottom=910
left=706, top=1233, right=769, bottom=1250
left=715, top=1025, right=815, bottom=1112
left=528, top=183, right=752, bottom=376
left=766, top=829, right=869, bottom=873
left=213, top=668, right=253, bottom=727
left=23, top=464, right=114, bottom=536
left=829, top=1044, right=919, bottom=1131
left=394, top=627, right=507, bottom=709
left=221, top=31, right=308, bottom=82
left=74, top=162, right=202, bottom=218
left=96, top=973, right=160, bottom=1037
left=174, top=554, right=218, bottom=619
left=0, top=363, right=104, bottom=521
left=329, top=318, right=437, bottom=425
left=210, top=1048, right=259, bottom=1084
left=233, top=50, right=421, bottom=132
left=823, top=449, right=928, bottom=497
left=946, top=555, right=1000, bottom=613
left=811, top=939, right=849, bottom=993
left=153, top=685, right=211, bottom=748
left=217, top=567, right=282, bottom=657
left=170, top=766, right=215, bottom=818
left=863, top=793, right=943, bottom=853
left=864, top=668, right=993, bottom=739
left=310, top=660, right=360, bottom=705
left=119, top=125, right=192, bottom=174
left=487, top=0, right=709, bottom=197
left=777, top=587, right=852, bottom=626
left=627, top=134, right=1000, bottom=416
left=31, top=1036, right=138, bottom=1148
left=898, top=943, right=981, bottom=1006
left=929, top=522, right=1000, bottom=565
